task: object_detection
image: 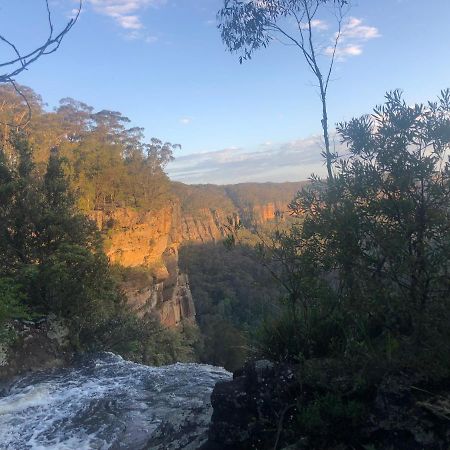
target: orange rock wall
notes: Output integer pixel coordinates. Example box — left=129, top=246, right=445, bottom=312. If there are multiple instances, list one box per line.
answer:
left=91, top=198, right=289, bottom=327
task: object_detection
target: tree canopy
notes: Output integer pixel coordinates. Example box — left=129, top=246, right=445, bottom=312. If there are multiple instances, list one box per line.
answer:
left=218, top=0, right=351, bottom=180
left=0, top=84, right=178, bottom=212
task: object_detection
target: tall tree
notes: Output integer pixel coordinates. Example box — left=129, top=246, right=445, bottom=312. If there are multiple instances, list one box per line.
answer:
left=218, top=0, right=349, bottom=181
left=260, top=90, right=450, bottom=366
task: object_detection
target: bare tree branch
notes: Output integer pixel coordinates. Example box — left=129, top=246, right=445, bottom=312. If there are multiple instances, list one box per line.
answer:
left=0, top=0, right=82, bottom=128
left=0, top=0, right=82, bottom=81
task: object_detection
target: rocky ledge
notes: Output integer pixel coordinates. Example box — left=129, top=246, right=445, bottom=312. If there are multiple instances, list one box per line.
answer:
left=204, top=360, right=450, bottom=450
left=0, top=316, right=73, bottom=384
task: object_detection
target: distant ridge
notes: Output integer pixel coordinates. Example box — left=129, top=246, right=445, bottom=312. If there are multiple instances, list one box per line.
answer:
left=171, top=181, right=309, bottom=214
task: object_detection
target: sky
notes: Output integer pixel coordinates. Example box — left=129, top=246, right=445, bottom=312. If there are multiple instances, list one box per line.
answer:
left=1, top=0, right=450, bottom=184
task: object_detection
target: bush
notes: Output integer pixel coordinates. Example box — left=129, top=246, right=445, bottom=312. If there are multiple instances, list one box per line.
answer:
left=261, top=90, right=450, bottom=379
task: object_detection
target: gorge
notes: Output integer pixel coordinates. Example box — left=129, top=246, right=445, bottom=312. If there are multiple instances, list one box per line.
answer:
left=94, top=181, right=306, bottom=329
left=0, top=180, right=304, bottom=450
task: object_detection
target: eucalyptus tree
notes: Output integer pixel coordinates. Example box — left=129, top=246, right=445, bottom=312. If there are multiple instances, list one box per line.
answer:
left=218, top=0, right=350, bottom=180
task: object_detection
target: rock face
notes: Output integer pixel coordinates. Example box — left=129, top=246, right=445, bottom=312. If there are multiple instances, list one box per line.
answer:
left=91, top=204, right=196, bottom=327
left=205, top=360, right=299, bottom=450
left=180, top=209, right=229, bottom=242
left=90, top=182, right=308, bottom=328
left=90, top=206, right=176, bottom=272
left=0, top=317, right=72, bottom=383
left=205, top=360, right=450, bottom=450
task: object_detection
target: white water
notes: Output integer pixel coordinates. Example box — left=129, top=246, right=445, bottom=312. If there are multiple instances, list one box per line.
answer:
left=0, top=353, right=231, bottom=450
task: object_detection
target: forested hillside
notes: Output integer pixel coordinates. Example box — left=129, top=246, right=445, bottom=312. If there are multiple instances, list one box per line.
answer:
left=0, top=83, right=302, bottom=374
left=0, top=85, right=177, bottom=213
left=0, top=85, right=200, bottom=371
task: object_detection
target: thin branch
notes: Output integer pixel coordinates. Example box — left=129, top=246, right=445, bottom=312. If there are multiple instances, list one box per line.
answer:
left=267, top=23, right=318, bottom=77
left=0, top=0, right=82, bottom=129
left=0, top=0, right=82, bottom=83
left=325, top=15, right=343, bottom=92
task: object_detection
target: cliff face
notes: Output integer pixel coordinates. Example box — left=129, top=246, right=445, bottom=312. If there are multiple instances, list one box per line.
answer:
left=92, top=181, right=306, bottom=327
left=91, top=206, right=177, bottom=279
left=180, top=208, right=229, bottom=242
left=91, top=204, right=196, bottom=328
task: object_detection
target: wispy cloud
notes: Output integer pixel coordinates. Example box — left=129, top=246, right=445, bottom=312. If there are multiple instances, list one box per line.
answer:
left=179, top=117, right=193, bottom=125
left=340, top=17, right=380, bottom=41
left=326, top=17, right=380, bottom=59
left=167, top=135, right=340, bottom=184
left=87, top=0, right=166, bottom=38
left=301, top=19, right=329, bottom=31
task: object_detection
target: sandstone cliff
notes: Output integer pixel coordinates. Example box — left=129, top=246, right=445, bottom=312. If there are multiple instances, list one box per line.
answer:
left=92, top=181, right=306, bottom=328
left=91, top=204, right=196, bottom=328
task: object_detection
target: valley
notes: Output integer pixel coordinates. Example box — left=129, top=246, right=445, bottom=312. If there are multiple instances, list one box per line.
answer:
left=95, top=181, right=306, bottom=328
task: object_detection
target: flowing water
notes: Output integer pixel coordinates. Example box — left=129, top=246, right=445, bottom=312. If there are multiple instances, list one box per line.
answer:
left=0, top=353, right=231, bottom=450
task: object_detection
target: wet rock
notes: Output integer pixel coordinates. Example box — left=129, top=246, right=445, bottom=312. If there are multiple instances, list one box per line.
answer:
left=0, top=317, right=73, bottom=383
left=206, top=360, right=300, bottom=450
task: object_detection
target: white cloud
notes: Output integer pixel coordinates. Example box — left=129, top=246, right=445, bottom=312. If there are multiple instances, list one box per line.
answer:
left=325, top=17, right=380, bottom=60
left=340, top=17, right=380, bottom=42
left=327, top=44, right=362, bottom=58
left=87, top=0, right=166, bottom=37
left=167, top=135, right=339, bottom=184
left=117, top=14, right=142, bottom=29
left=311, top=19, right=328, bottom=30
left=301, top=19, right=329, bottom=31
left=179, top=117, right=193, bottom=125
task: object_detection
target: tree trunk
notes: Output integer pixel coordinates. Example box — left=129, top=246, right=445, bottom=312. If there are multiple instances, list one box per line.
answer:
left=319, top=85, right=333, bottom=181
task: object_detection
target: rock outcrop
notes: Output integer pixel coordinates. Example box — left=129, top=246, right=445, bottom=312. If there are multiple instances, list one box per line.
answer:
left=205, top=360, right=299, bottom=450
left=0, top=316, right=73, bottom=383
left=180, top=209, right=228, bottom=242
left=204, top=360, right=450, bottom=450
left=90, top=205, right=197, bottom=327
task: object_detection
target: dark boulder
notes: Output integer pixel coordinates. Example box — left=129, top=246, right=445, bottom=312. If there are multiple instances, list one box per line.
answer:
left=204, top=359, right=450, bottom=450
left=205, top=360, right=300, bottom=449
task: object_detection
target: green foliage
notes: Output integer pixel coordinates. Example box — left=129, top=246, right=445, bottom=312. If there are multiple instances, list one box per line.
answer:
left=218, top=0, right=348, bottom=63
left=82, top=310, right=199, bottom=366
left=0, top=135, right=121, bottom=345
left=171, top=182, right=236, bottom=216
left=0, top=133, right=188, bottom=364
left=173, top=181, right=307, bottom=223
left=255, top=309, right=345, bottom=363
left=0, top=88, right=197, bottom=365
left=0, top=278, right=28, bottom=343
left=297, top=393, right=365, bottom=438
left=179, top=242, right=284, bottom=370
left=0, top=85, right=177, bottom=214
left=261, top=90, right=450, bottom=378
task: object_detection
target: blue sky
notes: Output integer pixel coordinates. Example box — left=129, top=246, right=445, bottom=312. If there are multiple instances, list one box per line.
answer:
left=1, top=0, right=450, bottom=183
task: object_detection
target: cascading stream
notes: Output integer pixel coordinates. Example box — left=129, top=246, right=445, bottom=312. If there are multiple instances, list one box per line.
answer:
left=0, top=353, right=230, bottom=450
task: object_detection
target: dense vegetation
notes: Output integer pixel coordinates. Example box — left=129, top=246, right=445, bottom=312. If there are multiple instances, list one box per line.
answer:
left=244, top=91, right=450, bottom=448
left=0, top=85, right=177, bottom=213
left=173, top=181, right=307, bottom=222
left=0, top=85, right=196, bottom=366
left=180, top=242, right=285, bottom=371
left=262, top=91, right=450, bottom=369
left=0, top=84, right=304, bottom=371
